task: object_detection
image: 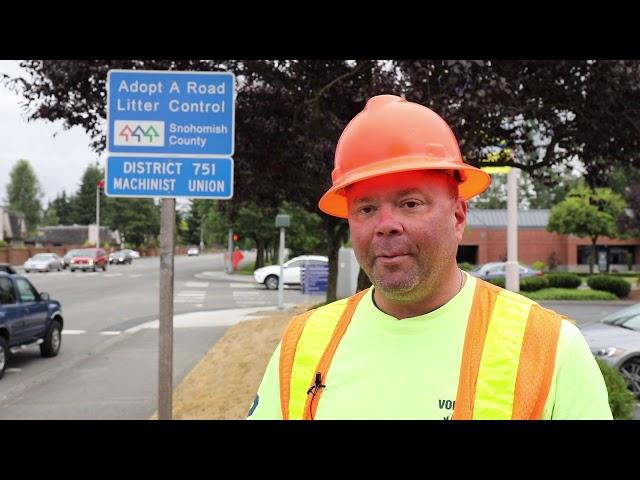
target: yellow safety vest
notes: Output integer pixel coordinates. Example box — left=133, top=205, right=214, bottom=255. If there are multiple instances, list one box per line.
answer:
left=278, top=280, right=563, bottom=420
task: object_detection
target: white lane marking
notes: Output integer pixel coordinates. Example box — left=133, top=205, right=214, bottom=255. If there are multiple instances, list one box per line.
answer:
left=62, top=330, right=87, bottom=335
left=124, top=305, right=297, bottom=333
left=185, top=281, right=209, bottom=288
left=5, top=368, right=22, bottom=373
left=100, top=331, right=122, bottom=335
left=230, top=283, right=257, bottom=288
left=176, top=292, right=206, bottom=297
left=195, top=304, right=203, bottom=307
left=129, top=274, right=144, bottom=278
left=233, top=291, right=262, bottom=296
left=104, top=273, right=123, bottom=278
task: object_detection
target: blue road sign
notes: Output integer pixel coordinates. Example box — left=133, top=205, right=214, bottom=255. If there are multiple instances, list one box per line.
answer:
left=106, top=156, right=233, bottom=199
left=107, top=70, right=234, bottom=156
left=302, top=265, right=329, bottom=294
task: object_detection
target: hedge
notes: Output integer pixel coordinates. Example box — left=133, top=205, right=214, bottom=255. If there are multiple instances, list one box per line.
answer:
left=545, top=273, right=582, bottom=289
left=587, top=275, right=631, bottom=298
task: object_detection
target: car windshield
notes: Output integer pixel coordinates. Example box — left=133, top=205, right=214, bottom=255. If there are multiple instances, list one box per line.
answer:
left=602, top=304, right=640, bottom=331
left=65, top=250, right=81, bottom=257
left=32, top=254, right=52, bottom=260
left=77, top=249, right=97, bottom=256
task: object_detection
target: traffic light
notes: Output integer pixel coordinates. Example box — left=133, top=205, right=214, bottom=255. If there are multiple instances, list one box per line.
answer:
left=233, top=234, right=239, bottom=242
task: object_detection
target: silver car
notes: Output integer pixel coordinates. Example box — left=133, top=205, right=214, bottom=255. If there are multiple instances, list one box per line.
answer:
left=23, top=253, right=63, bottom=273
left=469, top=262, right=543, bottom=281
left=581, top=303, right=640, bottom=398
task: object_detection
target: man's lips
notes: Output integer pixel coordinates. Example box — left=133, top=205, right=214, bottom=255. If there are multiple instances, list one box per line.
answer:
left=375, top=253, right=410, bottom=264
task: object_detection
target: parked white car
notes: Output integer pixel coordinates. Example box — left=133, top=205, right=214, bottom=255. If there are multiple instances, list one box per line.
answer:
left=23, top=253, right=63, bottom=273
left=120, top=249, right=140, bottom=259
left=187, top=247, right=200, bottom=256
left=254, top=255, right=329, bottom=290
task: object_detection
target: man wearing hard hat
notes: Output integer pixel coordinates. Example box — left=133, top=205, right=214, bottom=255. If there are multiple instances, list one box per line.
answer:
left=248, top=95, right=612, bottom=420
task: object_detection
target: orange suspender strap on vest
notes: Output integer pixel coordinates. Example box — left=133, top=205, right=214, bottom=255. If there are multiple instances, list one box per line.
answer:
left=452, top=280, right=562, bottom=420
left=279, top=288, right=368, bottom=420
left=279, top=282, right=562, bottom=420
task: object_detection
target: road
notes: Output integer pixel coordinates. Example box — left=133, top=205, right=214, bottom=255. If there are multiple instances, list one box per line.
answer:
left=0, top=252, right=320, bottom=419
left=1, top=257, right=636, bottom=419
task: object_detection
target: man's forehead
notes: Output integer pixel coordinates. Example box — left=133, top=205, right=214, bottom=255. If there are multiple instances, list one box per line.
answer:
left=346, top=170, right=448, bottom=199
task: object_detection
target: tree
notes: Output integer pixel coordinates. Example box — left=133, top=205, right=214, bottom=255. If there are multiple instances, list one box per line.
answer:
left=5, top=159, right=43, bottom=232
left=49, top=191, right=74, bottom=225
left=618, top=184, right=640, bottom=238
left=547, top=185, right=627, bottom=273
left=278, top=201, right=328, bottom=258
left=108, top=197, right=160, bottom=247
left=71, top=163, right=103, bottom=225
left=41, top=203, right=60, bottom=226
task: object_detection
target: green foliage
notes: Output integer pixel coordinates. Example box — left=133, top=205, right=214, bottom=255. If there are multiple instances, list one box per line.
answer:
left=41, top=205, right=60, bottom=226
left=488, top=277, right=506, bottom=288
left=279, top=201, right=328, bottom=258
left=0, top=240, right=7, bottom=248
left=532, top=260, right=545, bottom=271
left=548, top=185, right=627, bottom=273
left=596, top=359, right=636, bottom=420
left=457, top=262, right=473, bottom=271
left=49, top=191, right=74, bottom=225
left=522, top=288, right=617, bottom=301
left=6, top=158, right=43, bottom=232
left=71, top=163, right=103, bottom=225
left=519, top=276, right=549, bottom=292
left=545, top=273, right=582, bottom=289
left=107, top=197, right=160, bottom=247
left=587, top=275, right=631, bottom=298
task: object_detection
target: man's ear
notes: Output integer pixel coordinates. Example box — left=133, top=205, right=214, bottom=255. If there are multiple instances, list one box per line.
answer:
left=453, top=198, right=467, bottom=242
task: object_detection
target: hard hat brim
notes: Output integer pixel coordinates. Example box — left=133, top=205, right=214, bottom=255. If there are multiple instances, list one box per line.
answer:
left=318, top=156, right=491, bottom=218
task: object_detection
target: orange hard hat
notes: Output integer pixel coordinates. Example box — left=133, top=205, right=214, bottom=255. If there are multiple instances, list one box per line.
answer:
left=318, top=94, right=491, bottom=218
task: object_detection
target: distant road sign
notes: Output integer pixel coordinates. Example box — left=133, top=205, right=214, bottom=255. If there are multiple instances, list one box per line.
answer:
left=106, top=156, right=233, bottom=199
left=107, top=70, right=234, bottom=157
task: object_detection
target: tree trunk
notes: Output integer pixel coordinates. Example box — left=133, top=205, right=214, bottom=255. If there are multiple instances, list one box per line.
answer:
left=357, top=267, right=372, bottom=292
left=255, top=239, right=265, bottom=269
left=323, top=216, right=349, bottom=303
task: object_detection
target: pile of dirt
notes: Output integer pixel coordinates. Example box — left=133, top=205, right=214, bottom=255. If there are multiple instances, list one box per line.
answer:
left=151, top=304, right=309, bottom=420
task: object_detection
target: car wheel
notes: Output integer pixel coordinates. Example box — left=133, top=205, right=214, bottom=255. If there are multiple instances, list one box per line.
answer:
left=620, top=358, right=640, bottom=398
left=25, top=270, right=29, bottom=274
left=40, top=320, right=62, bottom=358
left=0, top=336, right=8, bottom=380
left=102, top=265, right=107, bottom=272
left=265, top=275, right=279, bottom=290
left=70, top=269, right=75, bottom=273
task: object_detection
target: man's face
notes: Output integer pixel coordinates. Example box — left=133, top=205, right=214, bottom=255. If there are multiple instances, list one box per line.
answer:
left=346, top=170, right=467, bottom=301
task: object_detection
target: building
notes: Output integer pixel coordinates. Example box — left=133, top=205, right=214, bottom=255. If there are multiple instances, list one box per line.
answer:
left=36, top=225, right=121, bottom=247
left=0, top=206, right=27, bottom=244
left=458, top=209, right=640, bottom=272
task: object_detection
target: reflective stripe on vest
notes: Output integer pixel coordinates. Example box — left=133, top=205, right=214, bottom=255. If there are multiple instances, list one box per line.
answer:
left=279, top=281, right=562, bottom=420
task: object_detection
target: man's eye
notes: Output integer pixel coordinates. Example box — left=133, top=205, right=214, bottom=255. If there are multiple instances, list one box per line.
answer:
left=403, top=201, right=420, bottom=208
left=359, top=206, right=374, bottom=214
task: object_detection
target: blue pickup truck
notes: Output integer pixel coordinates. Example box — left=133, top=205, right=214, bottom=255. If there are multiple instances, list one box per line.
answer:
left=0, top=271, right=64, bottom=379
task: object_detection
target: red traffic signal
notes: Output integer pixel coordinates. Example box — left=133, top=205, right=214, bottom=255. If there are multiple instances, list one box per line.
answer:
left=233, top=234, right=239, bottom=241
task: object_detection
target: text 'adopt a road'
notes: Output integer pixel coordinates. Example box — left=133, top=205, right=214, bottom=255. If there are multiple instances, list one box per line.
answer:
left=106, top=70, right=235, bottom=199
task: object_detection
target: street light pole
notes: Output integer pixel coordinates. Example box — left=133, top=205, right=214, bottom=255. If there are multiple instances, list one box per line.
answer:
left=200, top=216, right=205, bottom=251
left=96, top=180, right=102, bottom=248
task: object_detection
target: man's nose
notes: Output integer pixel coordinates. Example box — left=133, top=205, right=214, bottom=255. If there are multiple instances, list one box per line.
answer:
left=374, top=206, right=403, bottom=236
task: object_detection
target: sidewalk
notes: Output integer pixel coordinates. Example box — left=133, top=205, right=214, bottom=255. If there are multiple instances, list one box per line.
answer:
left=150, top=302, right=309, bottom=420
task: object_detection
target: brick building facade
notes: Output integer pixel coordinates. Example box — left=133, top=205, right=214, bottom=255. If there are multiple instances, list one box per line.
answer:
left=458, top=209, right=640, bottom=272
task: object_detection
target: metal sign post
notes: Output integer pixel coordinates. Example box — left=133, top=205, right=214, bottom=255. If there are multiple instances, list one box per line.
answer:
left=275, top=214, right=290, bottom=310
left=106, top=69, right=235, bottom=420
left=505, top=168, right=520, bottom=292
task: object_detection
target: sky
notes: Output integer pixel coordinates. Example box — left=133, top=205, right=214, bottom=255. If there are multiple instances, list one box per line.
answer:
left=0, top=60, right=104, bottom=206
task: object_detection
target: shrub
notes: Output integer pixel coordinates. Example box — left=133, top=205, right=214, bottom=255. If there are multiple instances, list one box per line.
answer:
left=545, top=273, right=582, bottom=289
left=532, top=260, right=545, bottom=271
left=0, top=240, right=6, bottom=248
left=457, top=262, right=473, bottom=272
left=488, top=277, right=505, bottom=288
left=596, top=359, right=636, bottom=420
left=519, top=276, right=548, bottom=292
left=587, top=275, right=631, bottom=298
left=523, top=288, right=616, bottom=301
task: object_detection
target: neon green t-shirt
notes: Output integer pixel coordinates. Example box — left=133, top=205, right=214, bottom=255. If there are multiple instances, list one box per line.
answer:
left=248, top=273, right=612, bottom=420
